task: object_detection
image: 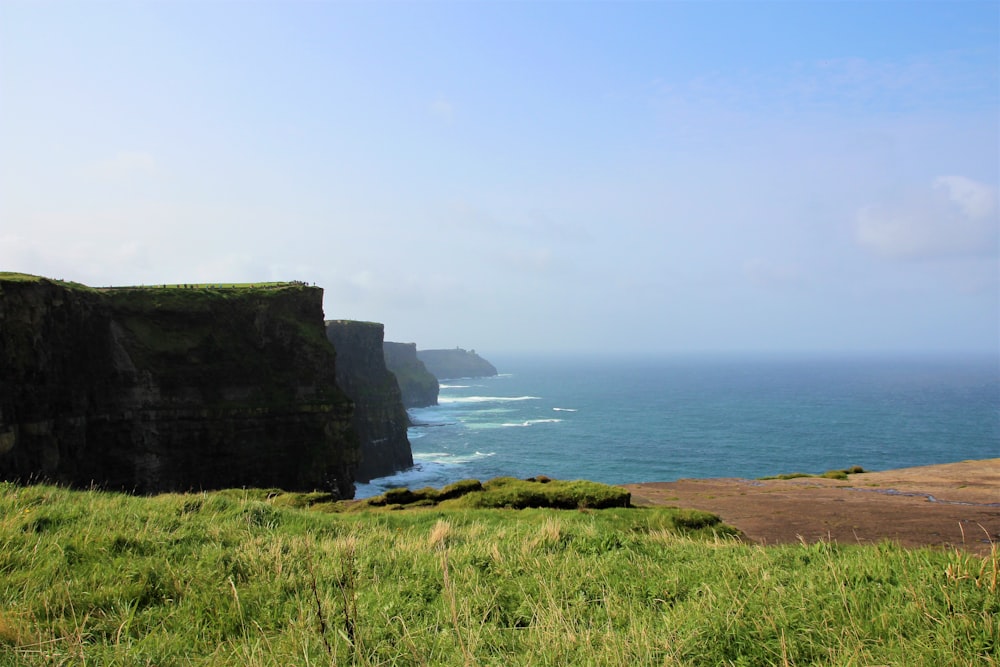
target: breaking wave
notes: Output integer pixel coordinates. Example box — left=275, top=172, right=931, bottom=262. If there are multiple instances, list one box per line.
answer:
left=438, top=395, right=540, bottom=404
left=354, top=450, right=497, bottom=499
left=500, top=419, right=563, bottom=427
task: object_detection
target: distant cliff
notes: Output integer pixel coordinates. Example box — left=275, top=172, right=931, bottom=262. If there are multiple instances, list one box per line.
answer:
left=326, top=321, right=413, bottom=482
left=417, top=348, right=498, bottom=380
left=0, top=275, right=359, bottom=497
left=383, top=342, right=438, bottom=408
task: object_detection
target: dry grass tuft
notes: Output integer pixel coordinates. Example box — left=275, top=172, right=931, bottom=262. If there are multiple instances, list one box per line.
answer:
left=428, top=519, right=452, bottom=551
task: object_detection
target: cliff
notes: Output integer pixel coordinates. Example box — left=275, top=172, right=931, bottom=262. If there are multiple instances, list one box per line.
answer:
left=417, top=348, right=498, bottom=380
left=326, top=321, right=413, bottom=482
left=383, top=342, right=439, bottom=408
left=0, top=274, right=359, bottom=498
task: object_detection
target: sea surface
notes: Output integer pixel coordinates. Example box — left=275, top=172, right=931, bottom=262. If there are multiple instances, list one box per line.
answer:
left=355, top=354, right=1000, bottom=498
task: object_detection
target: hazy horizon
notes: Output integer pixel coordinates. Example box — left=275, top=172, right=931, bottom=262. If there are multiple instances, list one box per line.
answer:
left=2, top=2, right=997, bottom=356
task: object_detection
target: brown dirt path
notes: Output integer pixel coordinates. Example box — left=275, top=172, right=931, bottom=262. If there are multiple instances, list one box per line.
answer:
left=622, top=459, right=1000, bottom=555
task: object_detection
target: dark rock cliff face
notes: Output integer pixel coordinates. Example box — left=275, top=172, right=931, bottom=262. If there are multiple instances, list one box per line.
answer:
left=0, top=275, right=359, bottom=498
left=417, top=348, right=498, bottom=380
left=326, top=321, right=413, bottom=483
left=383, top=342, right=438, bottom=408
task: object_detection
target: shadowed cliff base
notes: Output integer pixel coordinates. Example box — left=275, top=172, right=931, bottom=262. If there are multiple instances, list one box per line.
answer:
left=383, top=341, right=439, bottom=408
left=624, top=459, right=1000, bottom=555
left=326, top=321, right=413, bottom=483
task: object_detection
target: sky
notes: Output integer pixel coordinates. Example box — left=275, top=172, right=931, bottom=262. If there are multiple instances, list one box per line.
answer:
left=1, top=1, right=998, bottom=356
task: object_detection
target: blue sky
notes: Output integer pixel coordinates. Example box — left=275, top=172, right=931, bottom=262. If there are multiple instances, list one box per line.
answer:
left=1, top=1, right=997, bottom=355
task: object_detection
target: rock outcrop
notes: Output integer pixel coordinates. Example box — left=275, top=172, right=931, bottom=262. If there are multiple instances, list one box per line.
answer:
left=417, top=348, right=498, bottom=379
left=326, top=321, right=413, bottom=482
left=0, top=274, right=359, bottom=497
left=383, top=342, right=438, bottom=408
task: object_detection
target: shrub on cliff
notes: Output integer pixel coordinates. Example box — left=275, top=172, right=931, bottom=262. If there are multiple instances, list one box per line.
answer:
left=436, top=478, right=483, bottom=501
left=359, top=477, right=630, bottom=511
left=458, top=478, right=631, bottom=510
left=759, top=466, right=866, bottom=481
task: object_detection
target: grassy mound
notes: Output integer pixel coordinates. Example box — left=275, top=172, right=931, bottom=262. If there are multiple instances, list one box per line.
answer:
left=759, top=465, right=866, bottom=481
left=360, top=476, right=631, bottom=511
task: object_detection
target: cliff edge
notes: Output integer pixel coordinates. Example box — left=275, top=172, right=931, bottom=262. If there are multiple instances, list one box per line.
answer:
left=326, top=321, right=413, bottom=483
left=383, top=342, right=439, bottom=408
left=417, top=348, right=498, bottom=380
left=0, top=274, right=359, bottom=497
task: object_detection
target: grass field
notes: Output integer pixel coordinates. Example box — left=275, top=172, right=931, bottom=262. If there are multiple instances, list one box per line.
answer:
left=0, top=481, right=996, bottom=666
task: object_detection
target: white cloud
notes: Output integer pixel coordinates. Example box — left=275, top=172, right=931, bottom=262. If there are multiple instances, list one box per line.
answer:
left=855, top=176, right=998, bottom=260
left=934, top=175, right=996, bottom=220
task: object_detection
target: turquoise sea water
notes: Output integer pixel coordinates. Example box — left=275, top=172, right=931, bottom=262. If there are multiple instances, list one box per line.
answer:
left=355, top=354, right=1000, bottom=498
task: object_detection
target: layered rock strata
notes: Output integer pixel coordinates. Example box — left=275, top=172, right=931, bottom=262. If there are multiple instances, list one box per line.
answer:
left=326, top=321, right=413, bottom=482
left=0, top=275, right=358, bottom=497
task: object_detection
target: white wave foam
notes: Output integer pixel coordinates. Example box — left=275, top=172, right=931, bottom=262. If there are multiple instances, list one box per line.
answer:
left=439, top=384, right=470, bottom=389
left=407, top=406, right=443, bottom=419
left=500, top=418, right=563, bottom=427
left=407, top=406, right=457, bottom=426
left=354, top=466, right=442, bottom=499
left=438, top=395, right=540, bottom=404
left=553, top=407, right=578, bottom=412
left=353, top=450, right=497, bottom=499
left=417, top=450, right=496, bottom=464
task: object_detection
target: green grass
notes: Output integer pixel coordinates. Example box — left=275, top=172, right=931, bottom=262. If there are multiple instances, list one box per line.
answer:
left=98, top=281, right=304, bottom=291
left=0, top=273, right=99, bottom=292
left=356, top=476, right=633, bottom=510
left=0, top=482, right=995, bottom=666
left=0, top=273, right=50, bottom=283
left=759, top=466, right=866, bottom=481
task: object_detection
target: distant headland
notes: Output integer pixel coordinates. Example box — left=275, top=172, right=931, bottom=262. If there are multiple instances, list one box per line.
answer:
left=417, top=348, right=498, bottom=380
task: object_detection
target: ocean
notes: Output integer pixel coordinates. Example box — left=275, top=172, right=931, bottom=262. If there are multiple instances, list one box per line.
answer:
left=355, top=354, right=1000, bottom=498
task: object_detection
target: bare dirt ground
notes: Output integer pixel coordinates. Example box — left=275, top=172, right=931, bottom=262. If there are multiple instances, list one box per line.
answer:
left=622, top=459, right=1000, bottom=555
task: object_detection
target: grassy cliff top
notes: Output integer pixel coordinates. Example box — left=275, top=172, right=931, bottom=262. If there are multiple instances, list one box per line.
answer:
left=0, top=272, right=99, bottom=292
left=98, top=281, right=310, bottom=291
left=0, top=272, right=49, bottom=282
left=0, top=274, right=312, bottom=295
left=327, top=319, right=384, bottom=328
